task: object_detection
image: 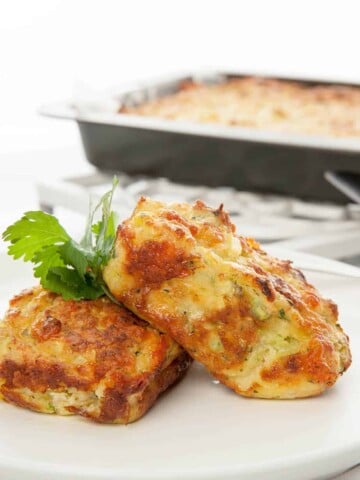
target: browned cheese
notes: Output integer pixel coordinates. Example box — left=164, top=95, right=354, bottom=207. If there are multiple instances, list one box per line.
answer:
left=104, top=198, right=351, bottom=399
left=0, top=286, right=191, bottom=423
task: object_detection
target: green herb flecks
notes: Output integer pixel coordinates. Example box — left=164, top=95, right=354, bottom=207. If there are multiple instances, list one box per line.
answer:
left=2, top=177, right=119, bottom=302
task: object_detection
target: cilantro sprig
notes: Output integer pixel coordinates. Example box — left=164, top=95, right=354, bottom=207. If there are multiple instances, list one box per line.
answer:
left=2, top=178, right=119, bottom=302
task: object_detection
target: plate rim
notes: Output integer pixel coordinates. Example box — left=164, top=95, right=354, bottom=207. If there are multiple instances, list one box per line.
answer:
left=0, top=438, right=358, bottom=479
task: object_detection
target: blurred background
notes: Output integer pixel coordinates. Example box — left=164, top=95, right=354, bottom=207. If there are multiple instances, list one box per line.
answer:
left=1, top=0, right=360, bottom=264
left=2, top=0, right=360, bottom=153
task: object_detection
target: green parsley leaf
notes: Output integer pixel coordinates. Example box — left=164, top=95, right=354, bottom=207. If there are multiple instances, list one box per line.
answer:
left=58, top=240, right=91, bottom=280
left=3, top=211, right=70, bottom=261
left=2, top=177, right=120, bottom=302
left=32, top=244, right=66, bottom=280
left=45, top=267, right=103, bottom=301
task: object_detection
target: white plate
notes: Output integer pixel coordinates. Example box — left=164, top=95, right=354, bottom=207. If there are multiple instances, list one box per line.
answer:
left=0, top=250, right=359, bottom=480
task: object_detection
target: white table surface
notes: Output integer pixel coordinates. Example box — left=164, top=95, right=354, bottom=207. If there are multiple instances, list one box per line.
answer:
left=0, top=127, right=93, bottom=247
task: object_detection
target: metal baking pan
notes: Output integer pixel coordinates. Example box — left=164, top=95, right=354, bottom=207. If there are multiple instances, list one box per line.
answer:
left=40, top=71, right=360, bottom=203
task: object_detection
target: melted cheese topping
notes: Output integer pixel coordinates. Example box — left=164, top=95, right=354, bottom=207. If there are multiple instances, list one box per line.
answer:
left=0, top=287, right=191, bottom=423
left=104, top=197, right=351, bottom=399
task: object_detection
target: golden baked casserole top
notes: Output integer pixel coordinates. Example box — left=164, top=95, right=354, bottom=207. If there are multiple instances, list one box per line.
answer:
left=121, top=77, right=360, bottom=137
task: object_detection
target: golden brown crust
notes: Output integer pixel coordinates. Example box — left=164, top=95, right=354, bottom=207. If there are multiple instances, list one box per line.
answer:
left=104, top=198, right=352, bottom=399
left=0, top=287, right=191, bottom=423
left=68, top=351, right=190, bottom=423
left=123, top=228, right=196, bottom=287
left=120, top=77, right=360, bottom=137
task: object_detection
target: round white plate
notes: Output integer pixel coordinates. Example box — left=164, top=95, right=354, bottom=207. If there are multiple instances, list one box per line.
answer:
left=0, top=250, right=359, bottom=480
